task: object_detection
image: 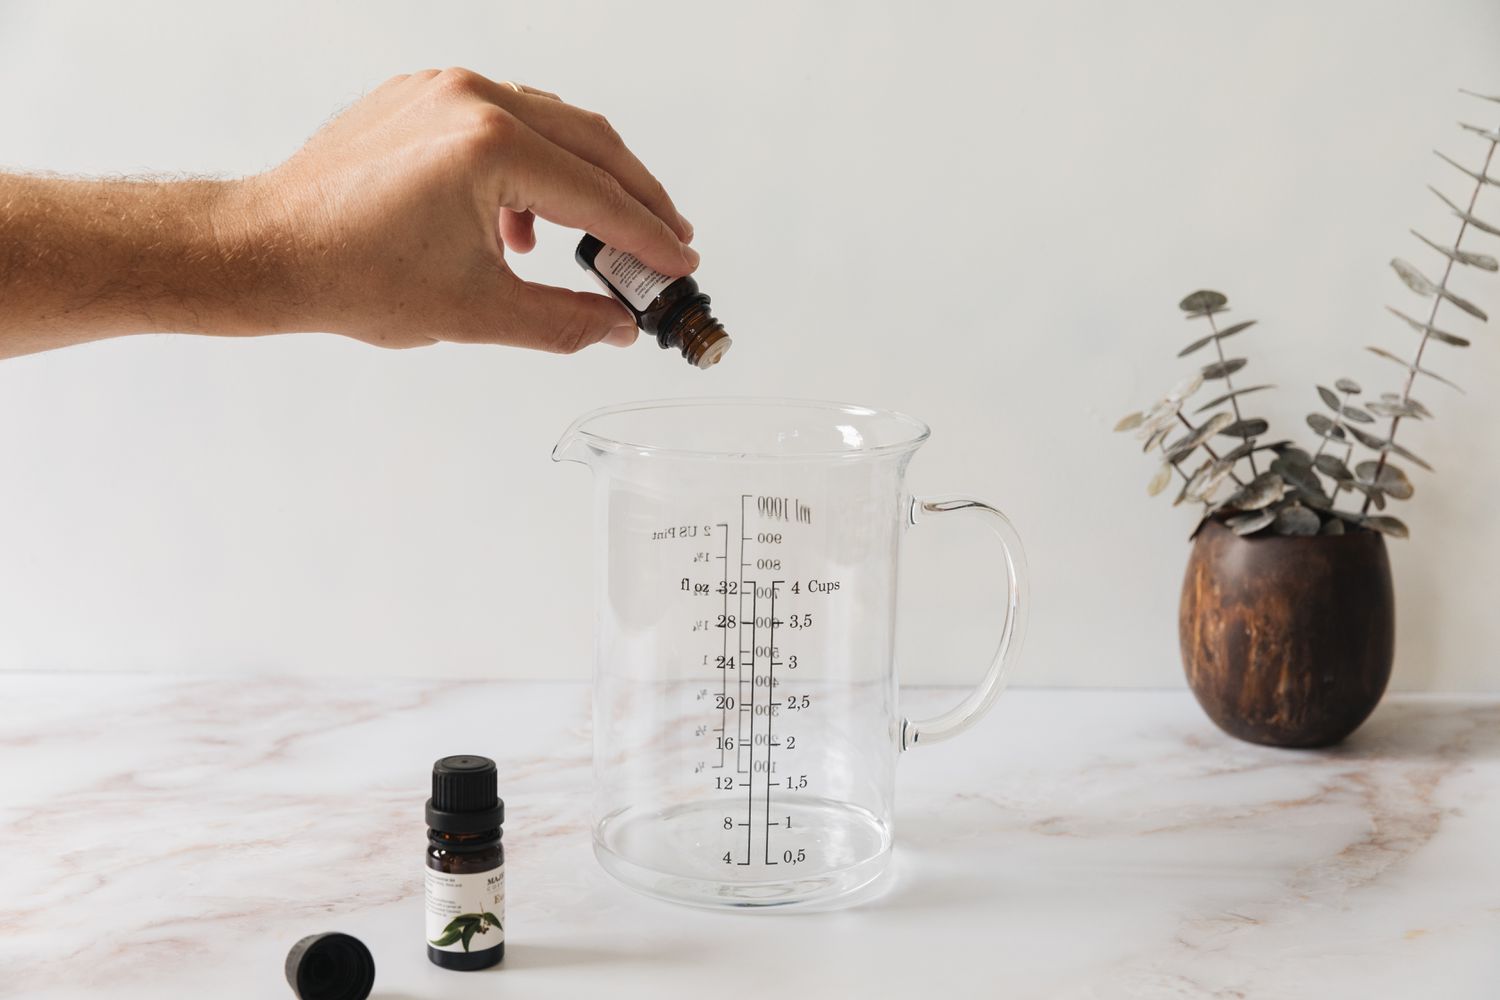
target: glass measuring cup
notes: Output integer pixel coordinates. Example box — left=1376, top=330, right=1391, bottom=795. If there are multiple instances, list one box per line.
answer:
left=553, top=399, right=1027, bottom=909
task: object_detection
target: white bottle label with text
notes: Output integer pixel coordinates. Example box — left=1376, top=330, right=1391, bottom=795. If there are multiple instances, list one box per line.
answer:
left=425, top=866, right=504, bottom=953
left=595, top=244, right=674, bottom=311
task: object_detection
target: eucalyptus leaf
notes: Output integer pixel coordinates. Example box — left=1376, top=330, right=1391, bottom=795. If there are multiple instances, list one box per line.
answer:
left=1391, top=257, right=1439, bottom=296
left=1179, top=290, right=1228, bottom=316
left=1115, top=412, right=1146, bottom=432
left=430, top=927, right=465, bottom=947
left=461, top=923, right=478, bottom=952
left=1366, top=346, right=1464, bottom=392
left=1306, top=412, right=1346, bottom=440
left=1277, top=447, right=1314, bottom=470
left=1219, top=418, right=1269, bottom=438
left=1136, top=397, right=1182, bottom=438
left=1412, top=229, right=1499, bottom=272
left=1198, top=460, right=1237, bottom=502
left=1355, top=460, right=1415, bottom=500
left=1271, top=455, right=1326, bottom=498
left=1458, top=122, right=1500, bottom=142
left=1134, top=398, right=1182, bottom=434
left=1428, top=183, right=1500, bottom=238
left=1167, top=372, right=1206, bottom=401
left=1459, top=89, right=1500, bottom=104
left=1377, top=392, right=1433, bottom=418
left=1194, top=384, right=1276, bottom=413
left=1225, top=472, right=1286, bottom=511
left=1385, top=306, right=1471, bottom=347
left=482, top=912, right=503, bottom=929
left=1221, top=439, right=1267, bottom=463
left=1143, top=425, right=1172, bottom=454
left=1313, top=454, right=1353, bottom=481
left=1164, top=412, right=1236, bottom=462
left=1300, top=490, right=1333, bottom=511
left=1335, top=378, right=1362, bottom=394
left=1174, top=459, right=1214, bottom=506
left=1347, top=425, right=1435, bottom=472
left=1152, top=461, right=1176, bottom=497
left=1341, top=404, right=1375, bottom=423
left=1317, top=385, right=1342, bottom=411
left=1364, top=515, right=1410, bottom=539
left=1346, top=481, right=1388, bottom=510
left=1174, top=319, right=1257, bottom=357
left=1137, top=412, right=1181, bottom=442
left=1147, top=462, right=1174, bottom=497
left=1392, top=312, right=1471, bottom=346
left=1347, top=425, right=1385, bottom=450
left=1213, top=319, right=1257, bottom=340
left=1201, top=358, right=1248, bottom=380
left=1273, top=504, right=1322, bottom=536
left=1177, top=333, right=1217, bottom=357
left=1367, top=399, right=1427, bottom=419
left=1442, top=290, right=1487, bottom=322
left=1226, top=509, right=1277, bottom=536
left=1434, top=149, right=1500, bottom=187
left=1321, top=517, right=1346, bottom=536
left=1428, top=328, right=1471, bottom=348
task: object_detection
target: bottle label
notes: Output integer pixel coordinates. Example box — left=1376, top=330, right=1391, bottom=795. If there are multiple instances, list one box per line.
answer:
left=592, top=244, right=674, bottom=311
left=425, top=866, right=504, bottom=953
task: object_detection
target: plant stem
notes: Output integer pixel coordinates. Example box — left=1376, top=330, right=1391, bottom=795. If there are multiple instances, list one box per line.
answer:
left=1325, top=388, right=1356, bottom=509
left=1175, top=412, right=1247, bottom=488
left=1158, top=442, right=1194, bottom=482
left=1205, top=311, right=1259, bottom=477
left=1362, top=127, right=1498, bottom=513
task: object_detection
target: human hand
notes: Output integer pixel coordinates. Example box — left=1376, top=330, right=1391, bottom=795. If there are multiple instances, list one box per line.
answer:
left=234, top=68, right=697, bottom=353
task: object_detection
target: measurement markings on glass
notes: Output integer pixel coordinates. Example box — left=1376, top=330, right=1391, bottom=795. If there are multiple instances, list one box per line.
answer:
left=708, top=493, right=815, bottom=869
left=715, top=523, right=729, bottom=769
left=740, top=584, right=755, bottom=864
left=737, top=500, right=751, bottom=778
left=764, top=579, right=781, bottom=865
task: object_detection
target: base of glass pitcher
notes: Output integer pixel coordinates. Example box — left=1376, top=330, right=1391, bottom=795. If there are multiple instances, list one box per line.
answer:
left=593, top=797, right=893, bottom=911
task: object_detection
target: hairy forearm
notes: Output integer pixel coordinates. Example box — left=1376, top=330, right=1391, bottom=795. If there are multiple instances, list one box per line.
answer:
left=0, top=174, right=292, bottom=359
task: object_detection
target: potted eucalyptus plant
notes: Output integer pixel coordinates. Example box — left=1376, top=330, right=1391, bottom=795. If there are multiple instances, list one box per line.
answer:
left=1116, top=90, right=1499, bottom=747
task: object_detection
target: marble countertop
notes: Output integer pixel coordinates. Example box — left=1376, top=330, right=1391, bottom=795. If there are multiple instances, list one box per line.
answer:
left=1, top=674, right=1497, bottom=1000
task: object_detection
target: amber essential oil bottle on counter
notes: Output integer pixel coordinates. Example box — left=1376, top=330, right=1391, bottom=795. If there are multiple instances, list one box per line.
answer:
left=425, top=755, right=504, bottom=971
left=575, top=234, right=732, bottom=368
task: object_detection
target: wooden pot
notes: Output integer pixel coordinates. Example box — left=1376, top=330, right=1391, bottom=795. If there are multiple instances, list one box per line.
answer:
left=1179, top=517, right=1394, bottom=748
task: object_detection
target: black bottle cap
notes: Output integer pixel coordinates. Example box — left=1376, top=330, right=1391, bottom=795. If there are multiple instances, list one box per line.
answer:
left=426, top=754, right=504, bottom=833
left=284, top=932, right=375, bottom=1000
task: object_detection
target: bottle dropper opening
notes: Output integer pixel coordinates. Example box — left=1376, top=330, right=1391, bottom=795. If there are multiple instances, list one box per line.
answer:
left=694, top=331, right=732, bottom=369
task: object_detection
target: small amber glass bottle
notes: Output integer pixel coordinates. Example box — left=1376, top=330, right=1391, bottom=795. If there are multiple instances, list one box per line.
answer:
left=424, top=755, right=504, bottom=971
left=575, top=234, right=732, bottom=368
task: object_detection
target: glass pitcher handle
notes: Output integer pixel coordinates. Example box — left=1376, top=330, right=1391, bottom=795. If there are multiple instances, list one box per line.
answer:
left=900, top=495, right=1030, bottom=751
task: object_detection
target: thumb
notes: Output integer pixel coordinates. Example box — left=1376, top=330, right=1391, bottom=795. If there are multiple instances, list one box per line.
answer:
left=503, top=280, right=638, bottom=354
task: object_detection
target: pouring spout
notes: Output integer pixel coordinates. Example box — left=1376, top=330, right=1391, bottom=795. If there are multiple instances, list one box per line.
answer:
left=551, top=421, right=592, bottom=466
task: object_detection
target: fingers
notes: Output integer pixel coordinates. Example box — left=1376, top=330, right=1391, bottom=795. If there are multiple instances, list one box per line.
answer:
left=475, top=81, right=692, bottom=243
left=502, top=279, right=639, bottom=354
left=499, top=207, right=536, bottom=253
left=491, top=115, right=698, bottom=277
left=498, top=80, right=561, bottom=102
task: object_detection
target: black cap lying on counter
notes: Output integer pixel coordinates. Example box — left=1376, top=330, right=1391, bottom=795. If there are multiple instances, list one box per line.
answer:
left=285, top=931, right=375, bottom=1000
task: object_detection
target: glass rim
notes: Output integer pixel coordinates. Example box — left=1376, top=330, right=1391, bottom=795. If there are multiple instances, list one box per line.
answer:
left=559, top=397, right=933, bottom=462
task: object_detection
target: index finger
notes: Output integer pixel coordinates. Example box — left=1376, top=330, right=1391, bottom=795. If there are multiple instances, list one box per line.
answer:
left=494, top=115, right=699, bottom=277
left=477, top=81, right=692, bottom=243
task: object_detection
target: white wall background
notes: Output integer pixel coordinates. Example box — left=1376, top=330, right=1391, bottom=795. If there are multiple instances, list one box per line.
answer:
left=1, top=1, right=1498, bottom=689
